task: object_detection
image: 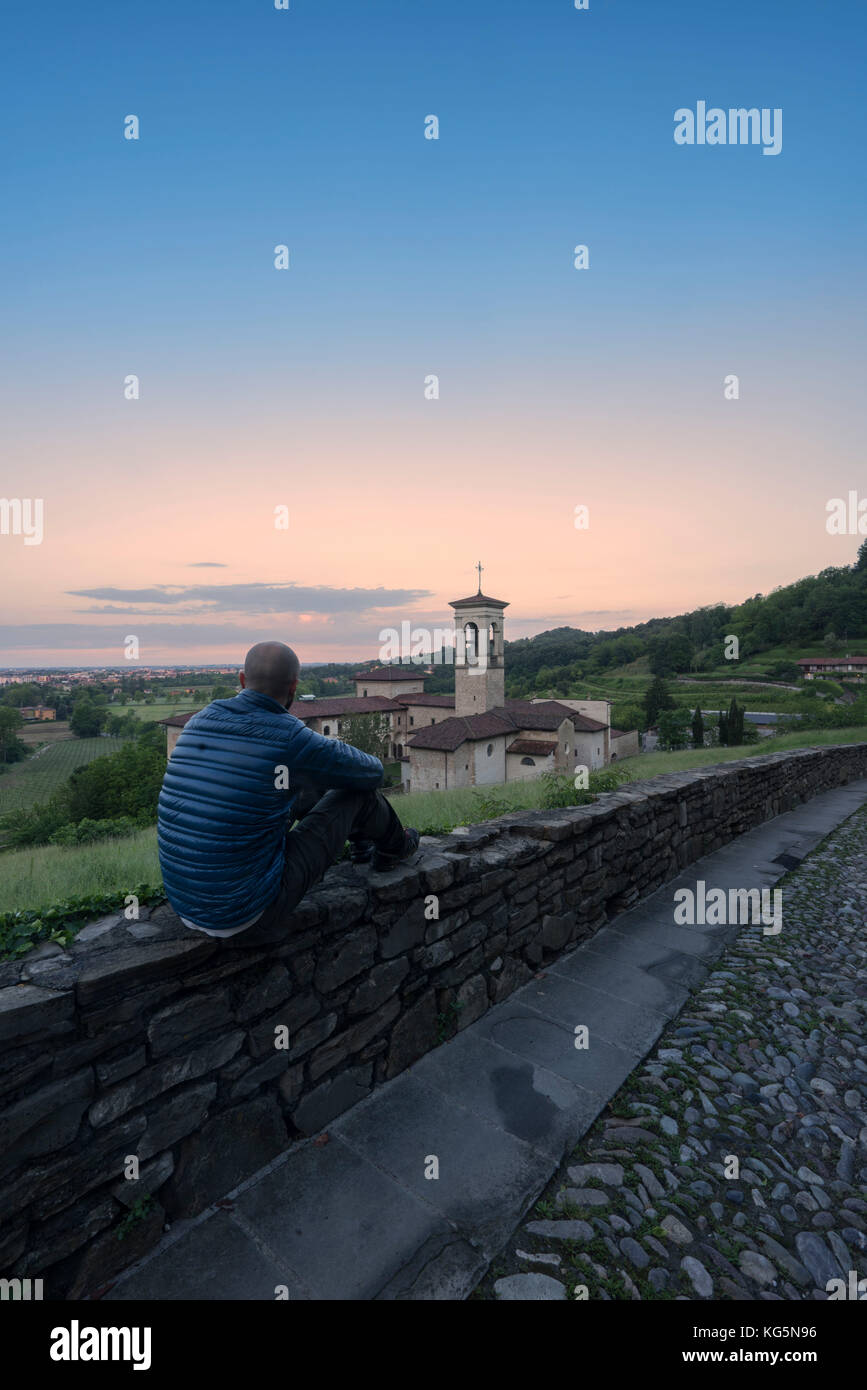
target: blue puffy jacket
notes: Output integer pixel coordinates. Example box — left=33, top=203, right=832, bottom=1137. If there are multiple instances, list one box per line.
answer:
left=157, top=688, right=384, bottom=930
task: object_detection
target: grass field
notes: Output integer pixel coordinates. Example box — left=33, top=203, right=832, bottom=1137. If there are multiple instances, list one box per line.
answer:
left=4, top=725, right=866, bottom=917
left=0, top=828, right=159, bottom=916
left=0, top=737, right=129, bottom=815
left=18, top=720, right=72, bottom=746
left=570, top=671, right=849, bottom=718
left=120, top=701, right=201, bottom=723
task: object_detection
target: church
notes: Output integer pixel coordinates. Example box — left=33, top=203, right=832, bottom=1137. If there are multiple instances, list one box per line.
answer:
left=288, top=570, right=622, bottom=792
left=160, top=569, right=635, bottom=785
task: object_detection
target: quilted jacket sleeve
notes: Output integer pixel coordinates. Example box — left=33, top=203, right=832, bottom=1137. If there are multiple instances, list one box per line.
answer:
left=286, top=717, right=385, bottom=792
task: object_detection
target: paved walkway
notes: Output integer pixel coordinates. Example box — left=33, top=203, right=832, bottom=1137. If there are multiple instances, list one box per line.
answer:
left=105, top=778, right=867, bottom=1301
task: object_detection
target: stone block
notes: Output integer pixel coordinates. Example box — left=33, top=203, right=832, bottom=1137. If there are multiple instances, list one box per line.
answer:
left=0, top=983, right=74, bottom=1044
left=385, top=989, right=438, bottom=1079
left=309, top=997, right=401, bottom=1082
left=286, top=1012, right=338, bottom=1061
left=227, top=1051, right=288, bottom=1100
left=5, top=1112, right=148, bottom=1224
left=380, top=898, right=427, bottom=958
left=347, top=958, right=409, bottom=1015
left=455, top=973, right=488, bottom=1029
left=76, top=938, right=217, bottom=1007
left=21, top=1191, right=121, bottom=1275
left=137, top=1081, right=217, bottom=1161
left=89, top=1033, right=242, bottom=1128
left=541, top=912, right=576, bottom=952
left=314, top=927, right=376, bottom=992
left=161, top=1095, right=287, bottom=1219
left=489, top=956, right=533, bottom=1004
left=147, top=990, right=230, bottom=1056
left=110, top=1151, right=175, bottom=1209
left=291, top=1065, right=373, bottom=1135
left=234, top=965, right=291, bottom=1022
left=95, top=1046, right=147, bottom=1088
left=66, top=1200, right=165, bottom=1301
left=247, top=993, right=321, bottom=1059
left=1, top=1067, right=94, bottom=1174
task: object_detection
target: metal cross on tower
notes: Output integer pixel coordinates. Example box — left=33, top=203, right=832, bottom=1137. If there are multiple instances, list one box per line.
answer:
left=476, top=560, right=483, bottom=593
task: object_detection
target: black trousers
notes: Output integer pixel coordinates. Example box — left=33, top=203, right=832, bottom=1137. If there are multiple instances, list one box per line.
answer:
left=218, top=782, right=403, bottom=948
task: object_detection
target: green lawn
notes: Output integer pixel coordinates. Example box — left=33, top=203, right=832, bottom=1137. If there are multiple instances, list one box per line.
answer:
left=0, top=828, right=160, bottom=916
left=118, top=701, right=201, bottom=723
left=614, top=725, right=867, bottom=779
left=4, top=726, right=865, bottom=917
left=0, top=737, right=130, bottom=815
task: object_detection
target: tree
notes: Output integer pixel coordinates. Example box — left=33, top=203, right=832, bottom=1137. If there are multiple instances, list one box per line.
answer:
left=658, top=708, right=692, bottom=750
left=0, top=706, right=27, bottom=764
left=338, top=713, right=390, bottom=762
left=644, top=677, right=675, bottom=726
left=718, top=697, right=745, bottom=747
left=649, top=633, right=693, bottom=677
left=691, top=706, right=705, bottom=749
left=1, top=682, right=40, bottom=708
left=70, top=696, right=105, bottom=739
left=612, top=702, right=645, bottom=734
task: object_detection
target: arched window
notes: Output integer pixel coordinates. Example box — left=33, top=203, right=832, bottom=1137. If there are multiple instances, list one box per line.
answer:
left=323, top=725, right=330, bottom=735
left=396, top=744, right=403, bottom=756
left=486, top=743, right=493, bottom=756
left=520, top=756, right=536, bottom=766
left=464, top=622, right=479, bottom=659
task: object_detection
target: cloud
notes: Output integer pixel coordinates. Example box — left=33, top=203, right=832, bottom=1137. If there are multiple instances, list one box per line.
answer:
left=66, top=582, right=434, bottom=616
left=187, top=562, right=227, bottom=568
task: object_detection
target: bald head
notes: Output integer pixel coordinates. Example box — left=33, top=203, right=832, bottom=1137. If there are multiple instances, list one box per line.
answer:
left=240, top=641, right=301, bottom=706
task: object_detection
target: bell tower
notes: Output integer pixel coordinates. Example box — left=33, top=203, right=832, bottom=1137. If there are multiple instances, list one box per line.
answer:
left=450, top=563, right=509, bottom=717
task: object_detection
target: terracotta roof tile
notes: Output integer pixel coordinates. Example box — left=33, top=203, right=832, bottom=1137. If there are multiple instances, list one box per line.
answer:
left=353, top=667, right=429, bottom=681
left=507, top=738, right=558, bottom=755
left=293, top=695, right=401, bottom=719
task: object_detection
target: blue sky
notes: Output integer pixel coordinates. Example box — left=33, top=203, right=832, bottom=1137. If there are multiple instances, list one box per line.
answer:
left=2, top=0, right=866, bottom=665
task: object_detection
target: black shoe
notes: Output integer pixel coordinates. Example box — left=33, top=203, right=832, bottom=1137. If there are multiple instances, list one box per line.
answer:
left=349, top=838, right=375, bottom=864
left=372, top=828, right=420, bottom=871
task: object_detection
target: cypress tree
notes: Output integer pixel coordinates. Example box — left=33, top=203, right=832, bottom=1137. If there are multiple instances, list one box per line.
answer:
left=691, top=706, right=705, bottom=748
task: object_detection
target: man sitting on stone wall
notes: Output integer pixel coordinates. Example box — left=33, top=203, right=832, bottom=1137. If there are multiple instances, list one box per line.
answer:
left=157, top=641, right=420, bottom=947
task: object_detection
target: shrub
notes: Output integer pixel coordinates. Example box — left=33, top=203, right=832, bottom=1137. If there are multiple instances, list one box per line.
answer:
left=0, top=883, right=164, bottom=959
left=48, top=815, right=143, bottom=846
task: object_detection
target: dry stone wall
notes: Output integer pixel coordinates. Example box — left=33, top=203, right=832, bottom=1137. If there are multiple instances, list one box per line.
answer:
left=2, top=743, right=866, bottom=1298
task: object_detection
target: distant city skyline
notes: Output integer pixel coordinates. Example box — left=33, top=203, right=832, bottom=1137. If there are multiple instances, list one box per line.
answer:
left=2, top=0, right=865, bottom=666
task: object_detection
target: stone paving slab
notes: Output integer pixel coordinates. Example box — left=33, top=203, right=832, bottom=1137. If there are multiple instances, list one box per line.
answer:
left=407, top=1030, right=598, bottom=1160
left=105, top=777, right=867, bottom=1301
left=549, top=948, right=691, bottom=1019
left=106, top=1209, right=309, bottom=1301
left=332, top=1072, right=553, bottom=1256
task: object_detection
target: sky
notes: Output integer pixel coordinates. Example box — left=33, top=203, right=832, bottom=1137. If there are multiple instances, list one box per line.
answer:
left=1, top=0, right=865, bottom=668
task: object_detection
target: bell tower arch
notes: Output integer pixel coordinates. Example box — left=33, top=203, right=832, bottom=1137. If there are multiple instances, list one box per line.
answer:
left=449, top=564, right=509, bottom=717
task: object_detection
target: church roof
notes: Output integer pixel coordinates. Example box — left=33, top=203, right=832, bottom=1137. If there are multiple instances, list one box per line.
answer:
left=500, top=699, right=608, bottom=733
left=392, top=693, right=455, bottom=708
left=353, top=666, right=428, bottom=682
left=407, top=699, right=609, bottom=752
left=406, top=712, right=515, bottom=751
left=158, top=711, right=199, bottom=729
left=292, top=695, right=401, bottom=719
left=507, top=738, right=558, bottom=756
left=449, top=591, right=509, bottom=610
